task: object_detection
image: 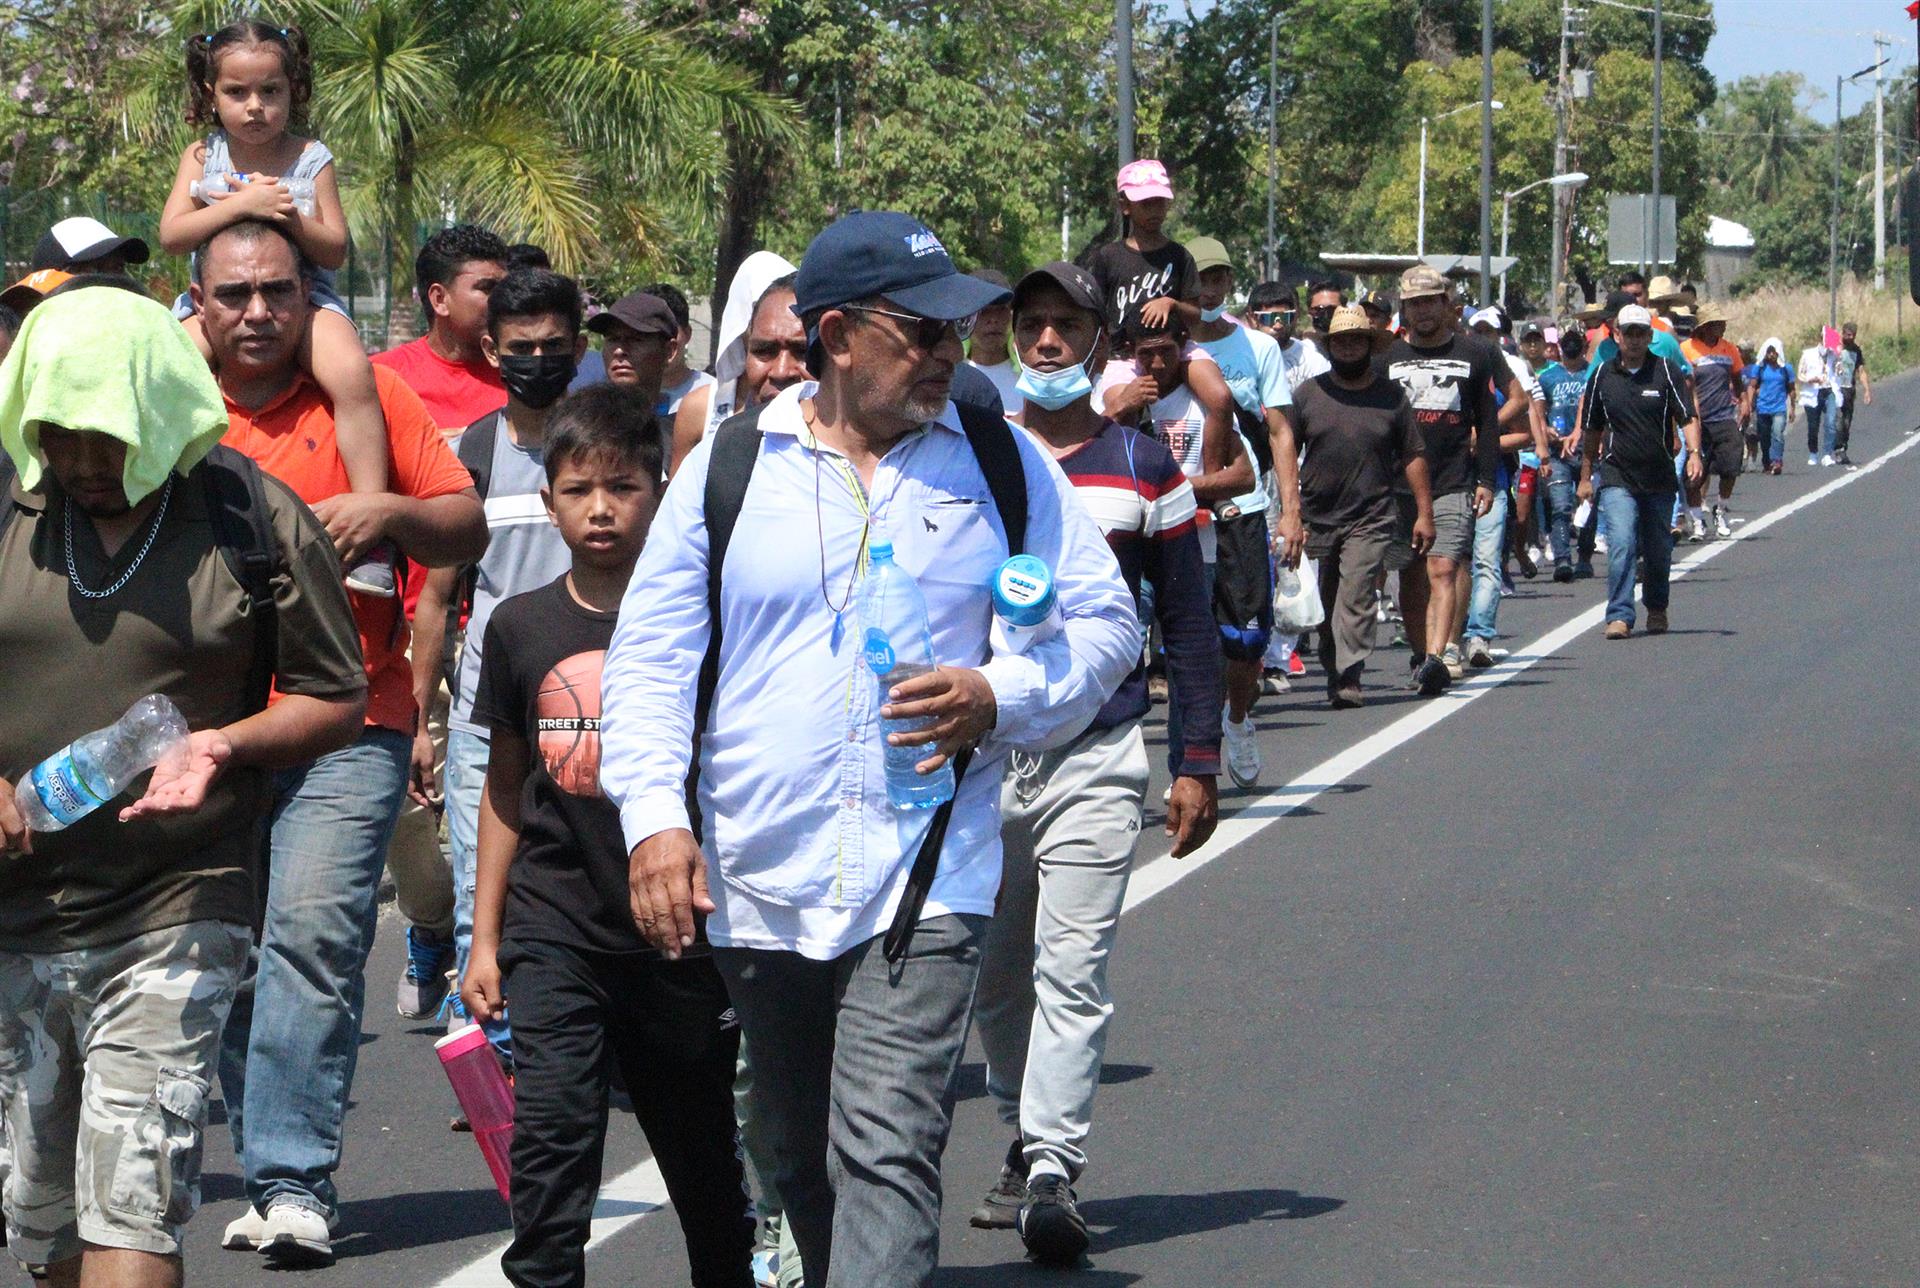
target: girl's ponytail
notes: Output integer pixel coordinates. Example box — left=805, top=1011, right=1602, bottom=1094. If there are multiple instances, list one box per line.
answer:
left=184, top=31, right=217, bottom=125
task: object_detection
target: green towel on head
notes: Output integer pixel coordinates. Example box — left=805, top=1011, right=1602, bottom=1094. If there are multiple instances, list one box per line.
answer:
left=0, top=287, right=230, bottom=506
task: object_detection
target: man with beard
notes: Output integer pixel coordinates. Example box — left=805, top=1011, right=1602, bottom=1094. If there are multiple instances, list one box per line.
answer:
left=1377, top=266, right=1505, bottom=695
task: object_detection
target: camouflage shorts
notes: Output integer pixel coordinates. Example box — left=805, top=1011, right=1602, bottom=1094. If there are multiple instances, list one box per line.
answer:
left=0, top=919, right=249, bottom=1267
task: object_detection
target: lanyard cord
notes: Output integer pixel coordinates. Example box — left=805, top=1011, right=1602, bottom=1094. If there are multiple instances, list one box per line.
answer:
left=804, top=404, right=871, bottom=617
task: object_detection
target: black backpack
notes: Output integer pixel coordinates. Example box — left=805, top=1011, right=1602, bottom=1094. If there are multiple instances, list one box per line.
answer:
left=693, top=400, right=1029, bottom=963
left=0, top=443, right=281, bottom=713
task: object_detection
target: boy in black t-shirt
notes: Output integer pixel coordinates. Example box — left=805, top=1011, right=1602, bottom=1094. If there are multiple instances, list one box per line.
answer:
left=462, top=384, right=754, bottom=1287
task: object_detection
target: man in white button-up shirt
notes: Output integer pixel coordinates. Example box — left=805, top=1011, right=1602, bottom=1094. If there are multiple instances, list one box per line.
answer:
left=600, top=212, right=1138, bottom=1287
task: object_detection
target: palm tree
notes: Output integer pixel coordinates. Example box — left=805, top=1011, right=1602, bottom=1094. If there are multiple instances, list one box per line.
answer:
left=118, top=0, right=794, bottom=342
left=1711, top=74, right=1814, bottom=206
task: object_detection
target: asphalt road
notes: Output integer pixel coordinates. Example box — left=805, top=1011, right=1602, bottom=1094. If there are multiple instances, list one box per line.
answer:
left=16, top=375, right=1919, bottom=1287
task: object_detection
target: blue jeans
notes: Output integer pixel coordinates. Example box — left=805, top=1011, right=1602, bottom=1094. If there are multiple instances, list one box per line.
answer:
left=1465, top=486, right=1510, bottom=641
left=1756, top=411, right=1786, bottom=467
left=1542, top=456, right=1578, bottom=566
left=1598, top=486, right=1676, bottom=626
left=1808, top=393, right=1838, bottom=456
left=218, top=727, right=410, bottom=1219
left=445, top=724, right=512, bottom=1051
left=443, top=725, right=489, bottom=990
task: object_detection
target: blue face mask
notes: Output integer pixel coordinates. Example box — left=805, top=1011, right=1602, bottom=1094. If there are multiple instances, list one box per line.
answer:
left=1199, top=304, right=1228, bottom=323
left=1014, top=330, right=1103, bottom=411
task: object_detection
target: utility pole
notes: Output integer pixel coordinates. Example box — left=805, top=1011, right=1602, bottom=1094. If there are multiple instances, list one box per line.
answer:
left=1479, top=0, right=1494, bottom=306
left=1645, top=0, right=1662, bottom=278
left=1831, top=74, right=1844, bottom=329
left=1550, top=0, right=1575, bottom=309
left=1874, top=33, right=1890, bottom=291
left=1266, top=14, right=1278, bottom=280
left=1116, top=0, right=1134, bottom=168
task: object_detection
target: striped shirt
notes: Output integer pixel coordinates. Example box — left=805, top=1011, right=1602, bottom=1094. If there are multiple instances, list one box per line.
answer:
left=1043, top=419, right=1224, bottom=775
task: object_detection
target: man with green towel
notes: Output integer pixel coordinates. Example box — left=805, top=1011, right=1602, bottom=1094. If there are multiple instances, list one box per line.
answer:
left=0, top=285, right=369, bottom=1288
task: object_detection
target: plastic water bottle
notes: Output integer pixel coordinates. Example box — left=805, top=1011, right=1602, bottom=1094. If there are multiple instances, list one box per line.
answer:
left=191, top=173, right=317, bottom=217
left=16, top=695, right=189, bottom=833
left=436, top=1024, right=515, bottom=1202
left=860, top=540, right=955, bottom=810
left=989, top=554, right=1060, bottom=656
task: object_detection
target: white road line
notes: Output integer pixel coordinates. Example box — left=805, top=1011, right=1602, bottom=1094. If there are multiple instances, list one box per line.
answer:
left=434, top=427, right=1920, bottom=1285
left=431, top=1159, right=669, bottom=1286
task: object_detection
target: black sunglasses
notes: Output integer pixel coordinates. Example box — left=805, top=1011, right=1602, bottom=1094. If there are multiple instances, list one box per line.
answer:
left=841, top=304, right=977, bottom=349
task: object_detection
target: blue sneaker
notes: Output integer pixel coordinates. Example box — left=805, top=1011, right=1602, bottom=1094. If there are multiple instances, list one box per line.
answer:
left=397, top=926, right=453, bottom=1020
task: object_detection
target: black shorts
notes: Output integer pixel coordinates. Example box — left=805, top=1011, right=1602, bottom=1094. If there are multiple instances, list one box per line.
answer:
left=1703, top=418, right=1744, bottom=477
left=1383, top=492, right=1418, bottom=572
left=1211, top=508, right=1274, bottom=660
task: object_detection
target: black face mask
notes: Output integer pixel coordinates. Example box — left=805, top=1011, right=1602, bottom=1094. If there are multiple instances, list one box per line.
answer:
left=1330, top=351, right=1372, bottom=380
left=497, top=352, right=577, bottom=410
left=1310, top=306, right=1336, bottom=333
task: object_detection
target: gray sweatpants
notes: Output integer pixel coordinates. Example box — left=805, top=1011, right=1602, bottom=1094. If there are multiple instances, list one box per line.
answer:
left=1309, top=514, right=1396, bottom=680
left=975, top=720, right=1149, bottom=1184
left=713, top=914, right=987, bottom=1288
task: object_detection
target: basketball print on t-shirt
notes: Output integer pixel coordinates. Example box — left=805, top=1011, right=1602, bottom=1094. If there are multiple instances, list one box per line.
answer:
left=536, top=649, right=605, bottom=797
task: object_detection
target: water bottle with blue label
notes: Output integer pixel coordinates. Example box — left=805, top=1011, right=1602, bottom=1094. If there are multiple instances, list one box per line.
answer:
left=860, top=541, right=955, bottom=809
left=15, top=695, right=189, bottom=834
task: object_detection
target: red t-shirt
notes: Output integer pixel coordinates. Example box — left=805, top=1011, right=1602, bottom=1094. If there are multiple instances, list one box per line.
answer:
left=372, top=336, right=505, bottom=439
left=372, top=336, right=503, bottom=616
left=221, top=366, right=477, bottom=734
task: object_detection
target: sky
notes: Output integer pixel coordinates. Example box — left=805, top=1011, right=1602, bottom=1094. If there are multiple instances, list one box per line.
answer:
left=1704, top=0, right=1916, bottom=110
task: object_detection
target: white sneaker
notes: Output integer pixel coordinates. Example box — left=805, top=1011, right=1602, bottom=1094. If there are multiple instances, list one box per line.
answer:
left=1820, top=453, right=1836, bottom=467
left=1687, top=514, right=1707, bottom=543
left=1222, top=707, right=1261, bottom=789
left=222, top=1206, right=268, bottom=1251
left=1440, top=643, right=1465, bottom=680
left=1593, top=533, right=1608, bottom=554
left=1713, top=507, right=1731, bottom=538
left=1808, top=454, right=1819, bottom=466
left=259, top=1199, right=336, bottom=1266
left=1464, top=636, right=1494, bottom=668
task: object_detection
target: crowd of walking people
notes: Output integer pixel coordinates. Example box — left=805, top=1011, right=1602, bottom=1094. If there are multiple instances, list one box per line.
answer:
left=0, top=20, right=1882, bottom=1288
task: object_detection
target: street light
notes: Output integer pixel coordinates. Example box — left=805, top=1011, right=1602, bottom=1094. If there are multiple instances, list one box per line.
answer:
left=1419, top=100, right=1503, bottom=259
left=1499, top=171, right=1589, bottom=305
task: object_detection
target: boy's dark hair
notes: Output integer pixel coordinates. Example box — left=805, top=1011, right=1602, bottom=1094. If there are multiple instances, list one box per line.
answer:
left=414, top=224, right=509, bottom=312
left=1247, top=281, right=1296, bottom=312
left=543, top=384, right=664, bottom=486
left=639, top=282, right=691, bottom=335
left=1123, top=312, right=1188, bottom=348
left=486, top=268, right=583, bottom=340
left=1618, top=270, right=1647, bottom=290
left=186, top=21, right=313, bottom=129
left=506, top=243, right=551, bottom=272
left=1306, top=278, right=1347, bottom=304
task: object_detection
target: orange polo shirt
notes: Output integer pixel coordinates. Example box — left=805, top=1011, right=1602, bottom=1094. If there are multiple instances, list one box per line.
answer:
left=221, top=365, right=476, bottom=733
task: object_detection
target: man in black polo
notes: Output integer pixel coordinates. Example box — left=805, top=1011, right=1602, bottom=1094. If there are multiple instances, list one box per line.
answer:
left=1577, top=304, right=1702, bottom=639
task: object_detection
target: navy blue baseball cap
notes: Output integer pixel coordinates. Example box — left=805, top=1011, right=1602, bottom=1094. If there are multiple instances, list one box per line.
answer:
left=792, top=211, right=1011, bottom=324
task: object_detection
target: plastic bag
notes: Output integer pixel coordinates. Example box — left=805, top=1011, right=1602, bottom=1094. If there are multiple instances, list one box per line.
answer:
left=1272, top=556, right=1325, bottom=634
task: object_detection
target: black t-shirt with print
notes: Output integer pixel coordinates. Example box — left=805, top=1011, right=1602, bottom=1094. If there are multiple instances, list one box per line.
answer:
left=1580, top=355, right=1697, bottom=495
left=472, top=574, right=679, bottom=957
left=1079, top=238, right=1199, bottom=335
left=1376, top=332, right=1505, bottom=497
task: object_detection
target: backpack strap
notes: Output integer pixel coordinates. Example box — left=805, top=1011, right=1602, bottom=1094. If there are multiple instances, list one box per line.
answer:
left=952, top=400, right=1027, bottom=556
left=0, top=450, right=16, bottom=546
left=884, top=403, right=1030, bottom=963
left=455, top=409, right=502, bottom=503
left=197, top=445, right=280, bottom=715
left=686, top=406, right=767, bottom=842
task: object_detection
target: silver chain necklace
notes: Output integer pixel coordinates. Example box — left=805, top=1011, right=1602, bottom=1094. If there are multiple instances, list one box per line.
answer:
left=64, top=474, right=175, bottom=600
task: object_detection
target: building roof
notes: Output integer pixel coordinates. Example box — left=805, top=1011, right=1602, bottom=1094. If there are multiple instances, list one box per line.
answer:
left=1706, top=216, right=1755, bottom=251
